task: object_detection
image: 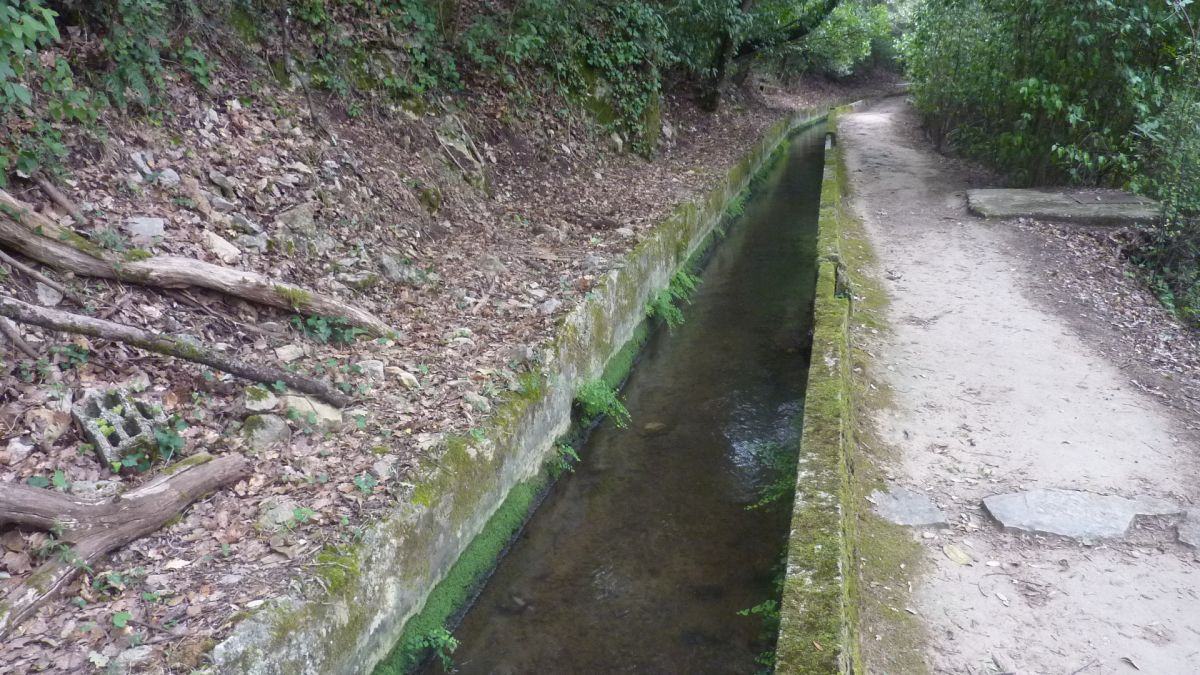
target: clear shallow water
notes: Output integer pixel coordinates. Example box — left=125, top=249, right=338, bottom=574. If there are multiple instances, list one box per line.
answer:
left=431, top=124, right=827, bottom=674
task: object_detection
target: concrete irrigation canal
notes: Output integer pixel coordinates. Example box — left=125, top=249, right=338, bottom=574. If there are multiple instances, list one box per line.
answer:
left=415, top=124, right=829, bottom=673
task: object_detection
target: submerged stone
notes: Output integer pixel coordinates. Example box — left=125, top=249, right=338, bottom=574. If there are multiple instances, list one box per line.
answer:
left=870, top=486, right=947, bottom=527
left=982, top=488, right=1182, bottom=541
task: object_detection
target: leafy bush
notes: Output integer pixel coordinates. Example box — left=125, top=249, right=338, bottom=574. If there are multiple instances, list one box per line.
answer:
left=786, top=1, right=892, bottom=78
left=0, top=0, right=97, bottom=182
left=905, top=0, right=1200, bottom=324
left=1136, top=54, right=1200, bottom=325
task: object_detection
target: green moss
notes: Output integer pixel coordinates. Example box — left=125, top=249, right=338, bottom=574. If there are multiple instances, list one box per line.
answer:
left=124, top=248, right=153, bottom=262
left=273, top=285, right=311, bottom=310
left=245, top=386, right=271, bottom=402
left=316, top=545, right=361, bottom=595
left=775, top=116, right=926, bottom=674
left=159, top=452, right=212, bottom=476
left=241, top=415, right=267, bottom=434
left=374, top=480, right=543, bottom=674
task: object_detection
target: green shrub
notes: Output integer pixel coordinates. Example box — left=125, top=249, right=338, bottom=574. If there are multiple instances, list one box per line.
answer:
left=575, top=380, right=631, bottom=427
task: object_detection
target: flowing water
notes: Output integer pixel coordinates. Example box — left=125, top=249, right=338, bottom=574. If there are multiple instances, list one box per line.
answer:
left=429, top=123, right=827, bottom=674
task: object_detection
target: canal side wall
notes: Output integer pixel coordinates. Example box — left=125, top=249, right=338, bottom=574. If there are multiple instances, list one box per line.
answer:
left=210, top=109, right=829, bottom=675
left=776, top=108, right=864, bottom=673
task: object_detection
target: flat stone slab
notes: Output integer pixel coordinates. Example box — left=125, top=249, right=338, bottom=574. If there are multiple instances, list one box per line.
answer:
left=1178, top=511, right=1200, bottom=549
left=967, top=188, right=1160, bottom=226
left=871, top=486, right=947, bottom=527
left=983, top=489, right=1182, bottom=541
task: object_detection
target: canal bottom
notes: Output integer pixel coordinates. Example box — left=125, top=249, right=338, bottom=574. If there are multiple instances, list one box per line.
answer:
left=429, top=123, right=827, bottom=674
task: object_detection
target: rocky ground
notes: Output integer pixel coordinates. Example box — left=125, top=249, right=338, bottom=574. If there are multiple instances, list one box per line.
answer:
left=0, top=63, right=898, bottom=672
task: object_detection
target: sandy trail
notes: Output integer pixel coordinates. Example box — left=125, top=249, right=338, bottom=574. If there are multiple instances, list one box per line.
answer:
left=840, top=97, right=1200, bottom=674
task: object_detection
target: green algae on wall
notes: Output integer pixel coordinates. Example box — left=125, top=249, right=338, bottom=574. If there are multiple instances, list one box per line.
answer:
left=775, top=111, right=861, bottom=674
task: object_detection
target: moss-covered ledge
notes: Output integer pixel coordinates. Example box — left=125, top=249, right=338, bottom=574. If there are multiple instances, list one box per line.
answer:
left=210, top=109, right=829, bottom=675
left=775, top=109, right=862, bottom=673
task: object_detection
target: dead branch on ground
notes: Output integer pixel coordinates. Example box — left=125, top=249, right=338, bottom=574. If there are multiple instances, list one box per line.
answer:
left=0, top=295, right=351, bottom=407
left=0, top=453, right=249, bottom=637
left=0, top=189, right=392, bottom=336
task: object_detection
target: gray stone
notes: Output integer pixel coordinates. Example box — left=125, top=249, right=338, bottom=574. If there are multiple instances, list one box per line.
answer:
left=538, top=298, right=562, bottom=316
left=231, top=213, right=263, bottom=234
left=336, top=271, right=380, bottom=290
left=202, top=230, right=241, bottom=264
left=5, top=435, right=33, bottom=464
left=372, top=455, right=397, bottom=480
left=155, top=167, right=181, bottom=188
left=871, top=486, right=948, bottom=527
left=35, top=282, right=63, bottom=307
left=274, top=344, right=304, bottom=362
left=1178, top=512, right=1200, bottom=549
left=357, top=360, right=385, bottom=381
left=966, top=188, right=1160, bottom=226
left=114, top=645, right=154, bottom=672
left=130, top=151, right=153, bottom=176
left=209, top=170, right=235, bottom=195
left=70, top=479, right=121, bottom=500
left=244, top=385, right=278, bottom=412
left=257, top=497, right=301, bottom=531
left=463, top=391, right=491, bottom=413
left=378, top=253, right=423, bottom=285
left=242, top=414, right=290, bottom=451
left=279, top=395, right=342, bottom=429
left=71, top=389, right=168, bottom=468
left=275, top=203, right=316, bottom=231
left=210, top=194, right=237, bottom=213
left=123, top=217, right=166, bottom=245
left=237, top=233, right=269, bottom=253
left=396, top=369, right=420, bottom=389
left=983, top=488, right=1182, bottom=541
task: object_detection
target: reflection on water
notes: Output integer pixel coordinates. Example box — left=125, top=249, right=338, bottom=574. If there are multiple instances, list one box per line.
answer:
left=430, top=124, right=827, bottom=674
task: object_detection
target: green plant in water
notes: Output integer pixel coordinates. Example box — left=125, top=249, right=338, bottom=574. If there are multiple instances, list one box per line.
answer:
left=549, top=442, right=580, bottom=476
left=575, top=380, right=631, bottom=428
left=416, top=627, right=459, bottom=671
left=747, top=441, right=797, bottom=511
left=646, top=268, right=701, bottom=328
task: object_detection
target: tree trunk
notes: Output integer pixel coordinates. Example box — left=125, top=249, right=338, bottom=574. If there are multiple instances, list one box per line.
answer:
left=0, top=190, right=392, bottom=336
left=0, top=452, right=250, bottom=636
left=0, top=294, right=351, bottom=407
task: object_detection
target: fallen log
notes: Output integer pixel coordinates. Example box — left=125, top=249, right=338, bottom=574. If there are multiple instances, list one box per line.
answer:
left=0, top=452, right=250, bottom=637
left=0, top=189, right=392, bottom=336
left=0, top=294, right=351, bottom=407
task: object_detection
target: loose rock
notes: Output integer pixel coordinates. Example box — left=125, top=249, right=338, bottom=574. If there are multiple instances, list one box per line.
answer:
left=242, top=414, right=290, bottom=451
left=871, top=486, right=948, bottom=527
left=202, top=230, right=241, bottom=264
left=123, top=217, right=166, bottom=246
left=279, top=394, right=343, bottom=429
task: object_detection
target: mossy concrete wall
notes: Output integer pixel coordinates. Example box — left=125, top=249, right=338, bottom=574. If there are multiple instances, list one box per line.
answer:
left=210, top=109, right=828, bottom=675
left=775, top=108, right=864, bottom=674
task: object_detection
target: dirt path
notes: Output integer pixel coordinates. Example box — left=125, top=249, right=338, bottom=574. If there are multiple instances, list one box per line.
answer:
left=841, top=97, right=1200, bottom=673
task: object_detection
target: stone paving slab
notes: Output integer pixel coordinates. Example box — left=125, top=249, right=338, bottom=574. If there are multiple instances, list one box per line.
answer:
left=1179, top=512, right=1200, bottom=549
left=983, top=488, right=1182, bottom=541
left=967, top=188, right=1160, bottom=226
left=870, top=486, right=947, bottom=527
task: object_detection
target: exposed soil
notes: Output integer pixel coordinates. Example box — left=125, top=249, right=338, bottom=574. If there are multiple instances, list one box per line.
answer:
left=0, top=65, right=899, bottom=672
left=841, top=96, right=1200, bottom=674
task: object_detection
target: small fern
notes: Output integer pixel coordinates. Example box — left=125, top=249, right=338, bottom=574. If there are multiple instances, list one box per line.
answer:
left=575, top=380, right=631, bottom=428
